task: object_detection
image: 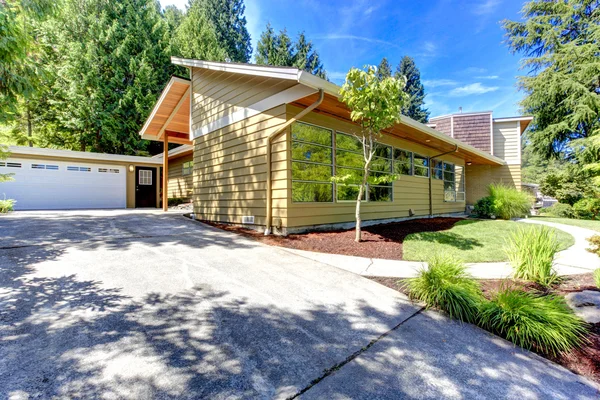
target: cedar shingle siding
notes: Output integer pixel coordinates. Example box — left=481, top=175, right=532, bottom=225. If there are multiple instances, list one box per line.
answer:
left=452, top=114, right=492, bottom=153
left=433, top=118, right=451, bottom=136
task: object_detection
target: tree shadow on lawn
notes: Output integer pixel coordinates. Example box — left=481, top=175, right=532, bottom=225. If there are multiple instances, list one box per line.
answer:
left=0, top=269, right=595, bottom=398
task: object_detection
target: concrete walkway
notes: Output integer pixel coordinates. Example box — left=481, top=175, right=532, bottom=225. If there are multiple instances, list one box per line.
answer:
left=281, top=218, right=600, bottom=279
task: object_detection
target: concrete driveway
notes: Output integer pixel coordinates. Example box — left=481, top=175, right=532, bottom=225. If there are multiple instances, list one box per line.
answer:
left=0, top=210, right=597, bottom=399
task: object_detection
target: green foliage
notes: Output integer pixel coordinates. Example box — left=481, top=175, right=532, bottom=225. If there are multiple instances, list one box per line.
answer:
left=199, top=0, right=252, bottom=62
left=404, top=254, right=483, bottom=323
left=376, top=57, right=392, bottom=80
left=545, top=203, right=574, bottom=218
left=395, top=56, right=429, bottom=123
left=487, top=183, right=533, bottom=220
left=539, top=169, right=596, bottom=205
left=174, top=0, right=227, bottom=61
left=505, top=226, right=559, bottom=286
left=168, top=197, right=188, bottom=207
left=473, top=196, right=494, bottom=218
left=594, top=268, right=600, bottom=288
left=0, top=198, right=16, bottom=213
left=255, top=24, right=326, bottom=78
left=0, top=145, right=14, bottom=182
left=573, top=198, right=600, bottom=220
left=503, top=1, right=600, bottom=167
left=587, top=235, right=600, bottom=257
left=479, top=288, right=587, bottom=356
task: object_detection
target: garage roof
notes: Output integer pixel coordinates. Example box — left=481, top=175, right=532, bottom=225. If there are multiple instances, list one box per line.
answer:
left=7, top=146, right=163, bottom=165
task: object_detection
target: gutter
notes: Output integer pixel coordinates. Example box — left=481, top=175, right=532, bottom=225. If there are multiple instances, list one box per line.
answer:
left=264, top=89, right=325, bottom=235
left=428, top=144, right=458, bottom=216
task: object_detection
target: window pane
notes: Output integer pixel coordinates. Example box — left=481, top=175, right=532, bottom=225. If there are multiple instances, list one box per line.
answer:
left=444, top=190, right=456, bottom=202
left=444, top=180, right=455, bottom=190
left=292, top=142, right=332, bottom=164
left=292, top=162, right=332, bottom=181
left=292, top=122, right=332, bottom=146
left=336, top=132, right=362, bottom=152
left=336, top=149, right=364, bottom=169
left=394, top=161, right=411, bottom=175
left=368, top=171, right=393, bottom=186
left=444, top=171, right=455, bottom=182
left=292, top=182, right=333, bottom=202
left=414, top=166, right=429, bottom=177
left=369, top=186, right=393, bottom=202
left=374, top=144, right=392, bottom=158
left=414, top=154, right=428, bottom=168
left=336, top=167, right=364, bottom=184
left=444, top=163, right=455, bottom=173
left=370, top=156, right=392, bottom=173
left=456, top=192, right=465, bottom=201
left=337, top=185, right=365, bottom=201
left=393, top=149, right=412, bottom=175
left=394, top=149, right=412, bottom=162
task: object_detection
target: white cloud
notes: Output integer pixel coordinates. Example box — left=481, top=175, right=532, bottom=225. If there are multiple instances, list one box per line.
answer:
left=315, top=34, right=399, bottom=47
left=464, top=67, right=487, bottom=74
left=473, top=0, right=501, bottom=15
left=476, top=75, right=499, bottom=80
left=423, top=79, right=458, bottom=88
left=449, top=83, right=499, bottom=97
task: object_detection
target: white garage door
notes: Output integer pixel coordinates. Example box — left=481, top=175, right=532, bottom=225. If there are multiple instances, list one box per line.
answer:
left=0, top=158, right=126, bottom=210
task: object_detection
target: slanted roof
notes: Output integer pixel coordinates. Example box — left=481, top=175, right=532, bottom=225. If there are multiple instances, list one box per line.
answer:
left=7, top=146, right=162, bottom=165
left=152, top=144, right=193, bottom=160
left=139, top=76, right=191, bottom=145
left=493, top=115, right=534, bottom=134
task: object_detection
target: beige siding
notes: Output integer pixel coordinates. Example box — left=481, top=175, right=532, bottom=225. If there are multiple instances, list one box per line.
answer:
left=192, top=105, right=288, bottom=227
left=493, top=121, right=520, bottom=164
left=191, top=67, right=296, bottom=132
left=285, top=105, right=466, bottom=230
left=465, top=164, right=521, bottom=204
left=167, top=154, right=194, bottom=199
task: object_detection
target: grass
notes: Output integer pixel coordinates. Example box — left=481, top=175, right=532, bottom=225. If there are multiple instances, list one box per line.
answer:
left=402, top=219, right=575, bottom=263
left=506, top=226, right=559, bottom=286
left=479, top=288, right=588, bottom=356
left=532, top=216, right=600, bottom=232
left=403, top=254, right=482, bottom=323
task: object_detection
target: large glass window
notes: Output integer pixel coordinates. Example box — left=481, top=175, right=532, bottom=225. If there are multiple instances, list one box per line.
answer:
left=431, top=160, right=443, bottom=180
left=413, top=154, right=429, bottom=177
left=182, top=161, right=194, bottom=176
left=443, top=163, right=465, bottom=202
left=393, top=149, right=412, bottom=175
left=291, top=122, right=333, bottom=202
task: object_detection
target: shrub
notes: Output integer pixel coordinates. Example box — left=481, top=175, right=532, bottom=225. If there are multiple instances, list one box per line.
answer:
left=473, top=196, right=494, bottom=218
left=479, top=288, right=587, bottom=356
left=488, top=183, right=533, bottom=220
left=595, top=269, right=600, bottom=288
left=404, top=255, right=483, bottom=323
left=167, top=197, right=188, bottom=207
left=545, top=203, right=574, bottom=218
left=587, top=235, right=600, bottom=257
left=0, top=198, right=15, bottom=213
left=573, top=198, right=600, bottom=220
left=505, top=226, right=559, bottom=286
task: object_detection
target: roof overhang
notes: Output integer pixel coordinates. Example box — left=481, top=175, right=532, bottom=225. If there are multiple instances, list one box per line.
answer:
left=152, top=144, right=193, bottom=160
left=139, top=76, right=191, bottom=144
left=7, top=146, right=162, bottom=165
left=493, top=116, right=534, bottom=134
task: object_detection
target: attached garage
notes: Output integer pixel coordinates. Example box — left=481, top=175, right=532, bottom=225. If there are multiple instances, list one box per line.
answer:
left=0, top=146, right=162, bottom=210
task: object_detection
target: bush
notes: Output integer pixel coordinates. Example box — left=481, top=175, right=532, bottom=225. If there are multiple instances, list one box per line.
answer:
left=505, top=226, right=559, bottom=286
left=0, top=198, right=15, bottom=213
left=587, top=235, right=600, bottom=257
left=404, top=255, right=483, bottom=323
left=167, top=197, right=189, bottom=207
left=479, top=288, right=587, bottom=356
left=545, top=203, right=574, bottom=218
left=473, top=196, right=494, bottom=218
left=488, top=183, right=533, bottom=220
left=573, top=198, right=600, bottom=220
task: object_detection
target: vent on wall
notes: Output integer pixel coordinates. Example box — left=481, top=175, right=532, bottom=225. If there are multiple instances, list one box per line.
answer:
left=241, top=216, right=255, bottom=224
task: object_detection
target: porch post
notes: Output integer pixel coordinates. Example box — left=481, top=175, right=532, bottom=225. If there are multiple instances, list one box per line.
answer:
left=163, top=133, right=168, bottom=211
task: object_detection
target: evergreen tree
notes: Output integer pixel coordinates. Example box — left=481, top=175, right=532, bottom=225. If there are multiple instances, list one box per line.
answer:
left=377, top=57, right=392, bottom=80
left=174, top=0, right=227, bottom=61
left=255, top=24, right=326, bottom=78
left=503, top=1, right=600, bottom=161
left=198, top=0, right=252, bottom=62
left=395, top=56, right=429, bottom=123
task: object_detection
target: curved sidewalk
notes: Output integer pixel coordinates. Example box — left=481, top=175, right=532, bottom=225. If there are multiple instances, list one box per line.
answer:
left=280, top=218, right=600, bottom=279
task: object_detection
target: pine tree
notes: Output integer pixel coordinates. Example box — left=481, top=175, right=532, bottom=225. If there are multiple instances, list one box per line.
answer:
left=174, top=1, right=227, bottom=61
left=395, top=56, right=429, bottom=123
left=255, top=24, right=326, bottom=78
left=377, top=57, right=392, bottom=80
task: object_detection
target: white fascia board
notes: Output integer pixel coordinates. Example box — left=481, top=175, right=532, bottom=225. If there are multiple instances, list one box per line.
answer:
left=192, top=84, right=317, bottom=139
left=492, top=116, right=533, bottom=122
left=171, top=57, right=300, bottom=81
left=8, top=146, right=163, bottom=165
left=139, top=76, right=190, bottom=138
left=297, top=71, right=340, bottom=97
left=430, top=111, right=493, bottom=121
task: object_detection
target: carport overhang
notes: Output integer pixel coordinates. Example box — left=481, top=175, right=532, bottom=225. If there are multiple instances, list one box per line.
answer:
left=139, top=76, right=192, bottom=211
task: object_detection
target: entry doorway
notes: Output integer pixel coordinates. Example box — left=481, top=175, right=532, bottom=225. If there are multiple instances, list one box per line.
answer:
left=135, top=167, right=157, bottom=208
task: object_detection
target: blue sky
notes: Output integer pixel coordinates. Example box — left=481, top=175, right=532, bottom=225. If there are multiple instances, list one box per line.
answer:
left=161, top=0, right=528, bottom=118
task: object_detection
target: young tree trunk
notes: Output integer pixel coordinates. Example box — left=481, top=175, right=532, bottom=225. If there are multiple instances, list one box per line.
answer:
left=355, top=167, right=371, bottom=242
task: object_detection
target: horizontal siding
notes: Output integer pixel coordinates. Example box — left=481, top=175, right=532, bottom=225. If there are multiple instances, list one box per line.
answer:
left=192, top=105, right=288, bottom=227
left=465, top=164, right=521, bottom=204
left=285, top=105, right=465, bottom=229
left=167, top=154, right=194, bottom=199
left=493, top=121, right=520, bottom=164
left=191, top=68, right=296, bottom=131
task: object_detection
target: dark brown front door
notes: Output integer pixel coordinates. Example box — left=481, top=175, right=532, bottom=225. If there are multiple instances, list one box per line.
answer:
left=135, top=167, right=157, bottom=208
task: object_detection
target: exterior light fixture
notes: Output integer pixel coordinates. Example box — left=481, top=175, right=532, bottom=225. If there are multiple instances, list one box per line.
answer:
left=129, top=164, right=134, bottom=173
left=467, top=162, right=472, bottom=166
left=425, top=139, right=431, bottom=143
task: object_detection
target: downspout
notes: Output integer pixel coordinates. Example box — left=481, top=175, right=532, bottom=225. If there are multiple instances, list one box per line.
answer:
left=428, top=144, right=458, bottom=216
left=264, top=88, right=325, bottom=235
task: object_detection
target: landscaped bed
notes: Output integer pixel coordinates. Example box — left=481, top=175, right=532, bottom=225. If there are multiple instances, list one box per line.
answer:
left=208, top=217, right=575, bottom=263
left=370, top=273, right=600, bottom=384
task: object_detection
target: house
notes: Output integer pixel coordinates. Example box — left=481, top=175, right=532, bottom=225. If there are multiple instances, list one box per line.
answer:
left=141, top=57, right=532, bottom=234
left=0, top=146, right=162, bottom=210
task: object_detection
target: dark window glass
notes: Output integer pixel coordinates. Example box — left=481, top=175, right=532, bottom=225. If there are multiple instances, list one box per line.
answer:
left=291, top=122, right=332, bottom=146
left=369, top=186, right=393, bottom=202
left=292, top=142, right=332, bottom=164
left=292, top=182, right=333, bottom=202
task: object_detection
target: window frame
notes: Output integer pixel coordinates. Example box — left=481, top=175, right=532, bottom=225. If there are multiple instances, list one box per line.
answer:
left=412, top=153, right=429, bottom=178
left=182, top=160, right=194, bottom=176
left=442, top=162, right=465, bottom=203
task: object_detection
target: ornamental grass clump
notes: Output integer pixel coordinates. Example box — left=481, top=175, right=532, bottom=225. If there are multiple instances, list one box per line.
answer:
left=488, top=183, right=533, bottom=220
left=404, top=255, right=483, bottom=323
left=506, top=226, right=559, bottom=286
left=0, top=198, right=15, bottom=213
left=479, top=288, right=588, bottom=356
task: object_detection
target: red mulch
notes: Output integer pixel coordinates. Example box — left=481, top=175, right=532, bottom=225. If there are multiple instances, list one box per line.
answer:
left=369, top=273, right=600, bottom=384
left=204, top=217, right=463, bottom=260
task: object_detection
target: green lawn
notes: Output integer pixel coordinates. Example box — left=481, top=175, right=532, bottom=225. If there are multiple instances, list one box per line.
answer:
left=402, top=219, right=575, bottom=263
left=531, top=216, right=600, bottom=232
